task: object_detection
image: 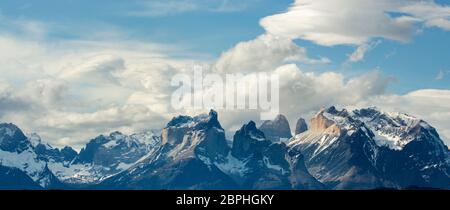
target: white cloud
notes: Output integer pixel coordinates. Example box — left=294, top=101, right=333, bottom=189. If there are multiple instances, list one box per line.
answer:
left=188, top=64, right=391, bottom=138
left=260, top=0, right=450, bottom=53
left=347, top=41, right=381, bottom=63
left=58, top=54, right=124, bottom=85
left=0, top=32, right=200, bottom=148
left=0, top=81, right=30, bottom=116
left=214, top=34, right=329, bottom=74
left=401, top=1, right=450, bottom=31
left=273, top=64, right=390, bottom=116
left=260, top=0, right=417, bottom=46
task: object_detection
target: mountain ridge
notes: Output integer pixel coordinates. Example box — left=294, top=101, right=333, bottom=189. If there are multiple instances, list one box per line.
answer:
left=1, top=107, right=449, bottom=189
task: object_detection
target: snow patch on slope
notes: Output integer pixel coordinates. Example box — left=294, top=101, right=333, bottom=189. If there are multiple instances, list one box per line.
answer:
left=351, top=108, right=430, bottom=150
left=215, top=153, right=249, bottom=178
left=263, top=156, right=288, bottom=175
left=0, top=149, right=47, bottom=185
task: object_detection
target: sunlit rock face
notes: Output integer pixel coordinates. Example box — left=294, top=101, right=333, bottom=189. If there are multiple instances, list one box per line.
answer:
left=289, top=106, right=450, bottom=189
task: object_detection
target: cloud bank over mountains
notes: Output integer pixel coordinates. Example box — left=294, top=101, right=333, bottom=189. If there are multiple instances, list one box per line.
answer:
left=1, top=0, right=450, bottom=148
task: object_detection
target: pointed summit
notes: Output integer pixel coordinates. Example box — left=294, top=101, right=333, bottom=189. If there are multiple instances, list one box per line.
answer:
left=194, top=109, right=222, bottom=130
left=162, top=110, right=223, bottom=146
left=0, top=123, right=31, bottom=153
left=245, top=120, right=258, bottom=131
left=295, top=118, right=308, bottom=135
left=259, top=114, right=292, bottom=142
left=232, top=121, right=269, bottom=159
left=309, top=108, right=337, bottom=133
left=209, top=109, right=218, bottom=120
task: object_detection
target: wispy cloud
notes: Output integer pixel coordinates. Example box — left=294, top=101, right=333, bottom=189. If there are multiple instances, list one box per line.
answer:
left=384, top=49, right=397, bottom=59
left=347, top=40, right=381, bottom=63
left=435, top=70, right=450, bottom=80
left=0, top=14, right=49, bottom=39
left=127, top=0, right=259, bottom=17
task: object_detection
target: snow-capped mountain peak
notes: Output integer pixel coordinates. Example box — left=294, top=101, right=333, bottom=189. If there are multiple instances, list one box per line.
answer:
left=163, top=110, right=228, bottom=160
left=298, top=106, right=440, bottom=151
left=166, top=110, right=221, bottom=129
left=28, top=133, right=53, bottom=150
left=351, top=107, right=438, bottom=150
left=1, top=107, right=449, bottom=190
left=0, top=123, right=63, bottom=188
left=0, top=123, right=31, bottom=153
left=289, top=106, right=450, bottom=189
left=53, top=130, right=163, bottom=184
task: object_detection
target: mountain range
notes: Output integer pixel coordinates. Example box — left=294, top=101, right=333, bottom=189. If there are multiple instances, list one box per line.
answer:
left=1, top=107, right=449, bottom=190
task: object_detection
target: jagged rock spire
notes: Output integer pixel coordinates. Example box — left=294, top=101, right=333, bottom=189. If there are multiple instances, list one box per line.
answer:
left=259, top=114, right=292, bottom=142
left=295, top=117, right=308, bottom=135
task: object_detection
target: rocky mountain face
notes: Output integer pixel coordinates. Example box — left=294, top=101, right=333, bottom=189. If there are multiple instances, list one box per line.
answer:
left=99, top=111, right=322, bottom=190
left=289, top=107, right=450, bottom=189
left=0, top=122, right=160, bottom=188
left=52, top=131, right=161, bottom=185
left=233, top=121, right=323, bottom=189
left=232, top=121, right=294, bottom=189
left=295, top=118, right=308, bottom=135
left=98, top=110, right=237, bottom=189
left=29, top=133, right=77, bottom=164
left=259, top=114, right=292, bottom=142
left=99, top=111, right=322, bottom=189
left=0, top=123, right=65, bottom=189
left=1, top=107, right=449, bottom=190
left=0, top=165, right=42, bottom=190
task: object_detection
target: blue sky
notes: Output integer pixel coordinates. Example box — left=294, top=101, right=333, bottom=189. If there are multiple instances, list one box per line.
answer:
left=1, top=0, right=450, bottom=147
left=0, top=0, right=289, bottom=55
